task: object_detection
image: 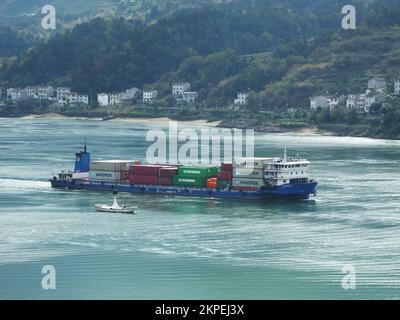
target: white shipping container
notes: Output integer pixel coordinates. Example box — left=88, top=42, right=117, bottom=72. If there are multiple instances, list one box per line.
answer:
left=233, top=157, right=275, bottom=169
left=72, top=172, right=89, bottom=180
left=90, top=160, right=138, bottom=172
left=232, top=177, right=265, bottom=188
left=233, top=168, right=264, bottom=178
left=90, top=171, right=121, bottom=181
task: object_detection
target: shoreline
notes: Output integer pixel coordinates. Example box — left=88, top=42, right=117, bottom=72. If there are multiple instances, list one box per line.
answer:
left=11, top=113, right=222, bottom=126
left=2, top=113, right=399, bottom=141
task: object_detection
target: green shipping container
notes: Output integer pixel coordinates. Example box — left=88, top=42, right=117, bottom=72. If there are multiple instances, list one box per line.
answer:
left=177, top=166, right=219, bottom=178
left=173, top=176, right=206, bottom=187
left=217, top=180, right=231, bottom=190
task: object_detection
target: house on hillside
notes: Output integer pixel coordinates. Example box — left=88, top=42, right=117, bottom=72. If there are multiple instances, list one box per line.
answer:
left=109, top=94, right=120, bottom=106
left=368, top=77, right=387, bottom=93
left=346, top=94, right=367, bottom=113
left=143, top=90, right=158, bottom=104
left=172, top=82, right=191, bottom=96
left=310, top=94, right=346, bottom=110
left=394, top=79, right=400, bottom=96
left=234, top=92, right=248, bottom=105
left=97, top=93, right=109, bottom=106
left=7, top=88, right=28, bottom=101
left=310, top=96, right=329, bottom=109
left=119, top=87, right=140, bottom=105
left=56, top=87, right=71, bottom=105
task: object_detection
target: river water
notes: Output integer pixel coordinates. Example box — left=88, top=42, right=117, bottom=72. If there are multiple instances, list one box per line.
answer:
left=0, top=118, right=399, bottom=299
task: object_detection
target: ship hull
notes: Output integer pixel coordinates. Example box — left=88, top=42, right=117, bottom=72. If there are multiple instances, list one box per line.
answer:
left=50, top=179, right=318, bottom=200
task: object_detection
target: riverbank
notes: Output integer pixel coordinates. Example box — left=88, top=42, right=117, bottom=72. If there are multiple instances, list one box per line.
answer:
left=3, top=112, right=398, bottom=140
left=11, top=113, right=222, bottom=127
left=11, top=113, right=337, bottom=138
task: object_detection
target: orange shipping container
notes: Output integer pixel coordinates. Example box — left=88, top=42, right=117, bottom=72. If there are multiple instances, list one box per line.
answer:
left=207, top=178, right=217, bottom=189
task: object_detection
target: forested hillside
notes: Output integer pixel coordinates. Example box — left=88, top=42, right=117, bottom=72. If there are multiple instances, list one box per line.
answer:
left=0, top=0, right=220, bottom=56
left=1, top=0, right=400, bottom=109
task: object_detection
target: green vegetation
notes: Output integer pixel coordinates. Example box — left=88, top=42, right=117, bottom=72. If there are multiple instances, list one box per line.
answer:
left=1, top=0, right=400, bottom=139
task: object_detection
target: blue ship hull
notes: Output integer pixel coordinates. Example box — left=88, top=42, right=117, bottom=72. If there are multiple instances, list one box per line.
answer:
left=50, top=178, right=318, bottom=200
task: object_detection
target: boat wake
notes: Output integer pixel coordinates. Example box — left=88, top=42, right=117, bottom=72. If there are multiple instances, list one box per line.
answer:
left=0, top=178, right=50, bottom=193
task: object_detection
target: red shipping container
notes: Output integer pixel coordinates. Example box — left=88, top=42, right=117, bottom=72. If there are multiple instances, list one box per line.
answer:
left=232, top=186, right=258, bottom=192
left=129, top=165, right=162, bottom=176
left=130, top=175, right=159, bottom=185
left=159, top=167, right=178, bottom=177
left=221, top=163, right=233, bottom=171
left=218, top=171, right=232, bottom=180
left=158, top=177, right=173, bottom=186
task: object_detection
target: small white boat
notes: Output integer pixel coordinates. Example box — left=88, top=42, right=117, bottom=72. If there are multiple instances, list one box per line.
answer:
left=95, top=196, right=136, bottom=214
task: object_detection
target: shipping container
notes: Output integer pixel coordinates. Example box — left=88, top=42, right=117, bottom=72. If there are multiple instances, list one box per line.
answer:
left=221, top=163, right=233, bottom=171
left=72, top=172, right=89, bottom=180
left=206, top=178, right=217, bottom=189
left=120, top=170, right=129, bottom=181
left=172, top=176, right=206, bottom=187
left=90, top=160, right=140, bottom=172
left=158, top=177, right=173, bottom=186
left=159, top=167, right=178, bottom=177
left=129, top=165, right=163, bottom=176
left=177, top=166, right=219, bottom=178
left=234, top=158, right=274, bottom=170
left=129, top=175, right=159, bottom=185
left=233, top=168, right=265, bottom=179
left=217, top=180, right=231, bottom=190
left=218, top=171, right=232, bottom=180
left=232, top=177, right=265, bottom=189
left=90, top=171, right=121, bottom=182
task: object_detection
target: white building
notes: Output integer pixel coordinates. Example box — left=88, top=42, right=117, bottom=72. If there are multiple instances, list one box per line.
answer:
left=181, top=91, right=198, bottom=104
left=109, top=94, right=120, bottom=106
left=326, top=95, right=346, bottom=109
left=24, top=86, right=54, bottom=100
left=310, top=94, right=346, bottom=110
left=234, top=92, right=248, bottom=105
left=37, top=86, right=54, bottom=100
left=119, top=87, right=140, bottom=104
left=310, top=96, right=329, bottom=109
left=7, top=88, right=28, bottom=101
left=66, top=92, right=78, bottom=104
left=65, top=92, right=89, bottom=105
left=172, top=82, right=191, bottom=96
left=143, top=90, right=158, bottom=104
left=394, top=80, right=400, bottom=96
left=368, top=77, right=387, bottom=92
left=77, top=94, right=89, bottom=105
left=56, top=87, right=71, bottom=104
left=347, top=94, right=367, bottom=112
left=25, top=86, right=38, bottom=99
left=97, top=93, right=109, bottom=107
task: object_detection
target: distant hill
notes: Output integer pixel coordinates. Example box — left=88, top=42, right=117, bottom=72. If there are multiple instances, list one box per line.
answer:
left=0, top=0, right=222, bottom=56
left=1, top=0, right=400, bottom=110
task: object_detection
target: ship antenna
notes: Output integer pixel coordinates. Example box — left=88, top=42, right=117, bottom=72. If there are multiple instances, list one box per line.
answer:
left=84, top=137, right=87, bottom=153
left=284, top=145, right=287, bottom=162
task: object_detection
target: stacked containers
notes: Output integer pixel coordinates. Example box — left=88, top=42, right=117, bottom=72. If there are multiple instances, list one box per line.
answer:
left=217, top=163, right=233, bottom=190
left=129, top=165, right=163, bottom=185
left=90, top=160, right=140, bottom=182
left=232, top=158, right=266, bottom=191
left=129, top=165, right=178, bottom=186
left=173, top=166, right=219, bottom=188
left=158, top=167, right=177, bottom=186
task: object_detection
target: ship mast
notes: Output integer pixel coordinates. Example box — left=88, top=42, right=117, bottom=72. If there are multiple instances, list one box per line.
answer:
left=283, top=145, right=287, bottom=162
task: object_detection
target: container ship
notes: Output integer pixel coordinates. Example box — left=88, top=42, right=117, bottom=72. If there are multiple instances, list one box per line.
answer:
left=50, top=145, right=318, bottom=200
